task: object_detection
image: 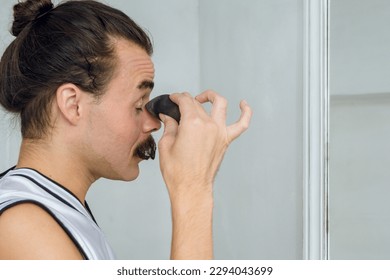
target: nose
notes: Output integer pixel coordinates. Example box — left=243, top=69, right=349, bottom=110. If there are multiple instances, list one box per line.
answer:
left=143, top=109, right=162, bottom=133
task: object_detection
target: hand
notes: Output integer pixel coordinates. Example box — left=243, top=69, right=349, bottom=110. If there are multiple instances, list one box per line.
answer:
left=158, top=90, right=252, bottom=259
left=158, top=90, right=252, bottom=200
left=158, top=91, right=252, bottom=259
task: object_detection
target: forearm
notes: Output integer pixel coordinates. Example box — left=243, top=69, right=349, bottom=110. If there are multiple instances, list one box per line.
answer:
left=170, top=188, right=214, bottom=260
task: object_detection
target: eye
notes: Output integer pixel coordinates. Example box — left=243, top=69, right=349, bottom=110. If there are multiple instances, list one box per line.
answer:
left=135, top=100, right=144, bottom=113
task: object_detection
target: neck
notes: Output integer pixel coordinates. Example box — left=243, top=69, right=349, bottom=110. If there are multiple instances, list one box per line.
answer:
left=16, top=138, right=96, bottom=204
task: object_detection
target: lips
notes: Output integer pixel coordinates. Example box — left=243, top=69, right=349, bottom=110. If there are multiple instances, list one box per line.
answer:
left=134, top=135, right=156, bottom=160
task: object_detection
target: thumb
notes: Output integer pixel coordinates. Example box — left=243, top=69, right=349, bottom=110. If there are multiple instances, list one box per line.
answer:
left=159, top=113, right=178, bottom=144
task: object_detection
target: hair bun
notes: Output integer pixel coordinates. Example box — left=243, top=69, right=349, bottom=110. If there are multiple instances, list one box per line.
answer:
left=12, top=0, right=54, bottom=36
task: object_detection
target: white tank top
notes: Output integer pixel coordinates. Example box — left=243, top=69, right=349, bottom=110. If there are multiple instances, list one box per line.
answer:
left=0, top=167, right=116, bottom=260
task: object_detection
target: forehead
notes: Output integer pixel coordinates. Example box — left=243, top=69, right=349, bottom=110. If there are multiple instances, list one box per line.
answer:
left=113, top=39, right=155, bottom=81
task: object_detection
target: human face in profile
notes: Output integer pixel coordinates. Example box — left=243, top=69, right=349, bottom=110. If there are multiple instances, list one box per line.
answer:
left=83, top=39, right=161, bottom=181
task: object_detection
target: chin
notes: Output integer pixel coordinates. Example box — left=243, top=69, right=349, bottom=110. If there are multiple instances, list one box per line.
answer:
left=120, top=164, right=140, bottom=181
left=102, top=163, right=140, bottom=182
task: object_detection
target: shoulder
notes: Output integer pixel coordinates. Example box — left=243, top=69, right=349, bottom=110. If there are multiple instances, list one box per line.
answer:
left=0, top=202, right=83, bottom=260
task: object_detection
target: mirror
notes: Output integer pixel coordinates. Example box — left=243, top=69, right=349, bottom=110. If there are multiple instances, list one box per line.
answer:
left=329, top=0, right=390, bottom=259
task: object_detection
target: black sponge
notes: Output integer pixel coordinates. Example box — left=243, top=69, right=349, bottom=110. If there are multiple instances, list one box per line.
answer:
left=145, top=94, right=181, bottom=123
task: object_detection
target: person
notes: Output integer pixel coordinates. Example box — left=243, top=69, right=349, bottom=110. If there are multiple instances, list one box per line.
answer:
left=0, top=0, right=252, bottom=260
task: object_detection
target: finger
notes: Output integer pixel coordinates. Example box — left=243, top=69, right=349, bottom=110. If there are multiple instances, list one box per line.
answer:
left=169, top=93, right=194, bottom=116
left=169, top=92, right=208, bottom=121
left=159, top=113, right=178, bottom=148
left=195, top=90, right=227, bottom=125
left=226, top=100, right=252, bottom=143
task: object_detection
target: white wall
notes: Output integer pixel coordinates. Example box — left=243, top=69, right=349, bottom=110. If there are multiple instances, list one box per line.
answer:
left=329, top=0, right=390, bottom=259
left=329, top=0, right=390, bottom=96
left=199, top=0, right=303, bottom=259
left=0, top=0, right=20, bottom=172
left=0, top=0, right=304, bottom=259
left=330, top=96, right=390, bottom=259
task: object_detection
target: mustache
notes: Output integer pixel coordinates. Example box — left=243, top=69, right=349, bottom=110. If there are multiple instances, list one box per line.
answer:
left=134, top=135, right=156, bottom=160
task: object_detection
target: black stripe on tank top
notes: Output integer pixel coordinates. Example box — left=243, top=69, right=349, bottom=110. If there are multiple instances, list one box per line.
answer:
left=84, top=201, right=98, bottom=226
left=0, top=199, right=89, bottom=260
left=10, top=174, right=80, bottom=214
left=0, top=166, right=16, bottom=179
left=24, top=168, right=86, bottom=208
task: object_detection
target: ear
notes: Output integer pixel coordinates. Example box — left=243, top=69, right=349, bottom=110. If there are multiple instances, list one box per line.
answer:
left=55, top=83, right=84, bottom=125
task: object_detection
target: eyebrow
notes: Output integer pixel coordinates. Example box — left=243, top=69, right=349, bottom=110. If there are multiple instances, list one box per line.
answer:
left=137, top=80, right=155, bottom=90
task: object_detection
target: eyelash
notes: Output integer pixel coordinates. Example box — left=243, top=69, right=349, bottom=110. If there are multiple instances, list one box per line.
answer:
left=136, top=95, right=148, bottom=113
left=136, top=100, right=144, bottom=113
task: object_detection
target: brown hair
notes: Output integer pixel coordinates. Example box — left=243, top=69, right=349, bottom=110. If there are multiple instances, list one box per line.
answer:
left=0, top=0, right=153, bottom=138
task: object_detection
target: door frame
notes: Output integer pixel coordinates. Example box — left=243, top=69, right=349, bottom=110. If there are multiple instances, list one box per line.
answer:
left=303, top=0, right=330, bottom=260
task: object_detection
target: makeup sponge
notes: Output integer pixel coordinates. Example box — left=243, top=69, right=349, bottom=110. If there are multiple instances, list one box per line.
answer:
left=145, top=94, right=181, bottom=123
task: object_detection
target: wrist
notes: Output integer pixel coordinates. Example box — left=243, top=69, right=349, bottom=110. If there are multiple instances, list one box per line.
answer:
left=168, top=183, right=214, bottom=215
left=168, top=184, right=214, bottom=260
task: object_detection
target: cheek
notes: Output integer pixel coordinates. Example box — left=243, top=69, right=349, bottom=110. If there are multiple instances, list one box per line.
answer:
left=88, top=111, right=141, bottom=158
left=83, top=99, right=146, bottom=180
left=106, top=120, right=141, bottom=154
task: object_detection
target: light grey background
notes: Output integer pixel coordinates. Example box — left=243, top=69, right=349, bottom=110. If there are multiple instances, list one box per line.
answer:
left=0, top=0, right=304, bottom=259
left=329, top=0, right=390, bottom=259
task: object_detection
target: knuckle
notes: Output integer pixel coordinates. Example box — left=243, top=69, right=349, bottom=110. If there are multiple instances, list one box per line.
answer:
left=204, top=89, right=216, bottom=95
left=241, top=121, right=250, bottom=131
left=182, top=92, right=192, bottom=98
left=238, top=118, right=250, bottom=132
left=190, top=116, right=203, bottom=127
left=218, top=96, right=228, bottom=108
left=189, top=116, right=217, bottom=131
